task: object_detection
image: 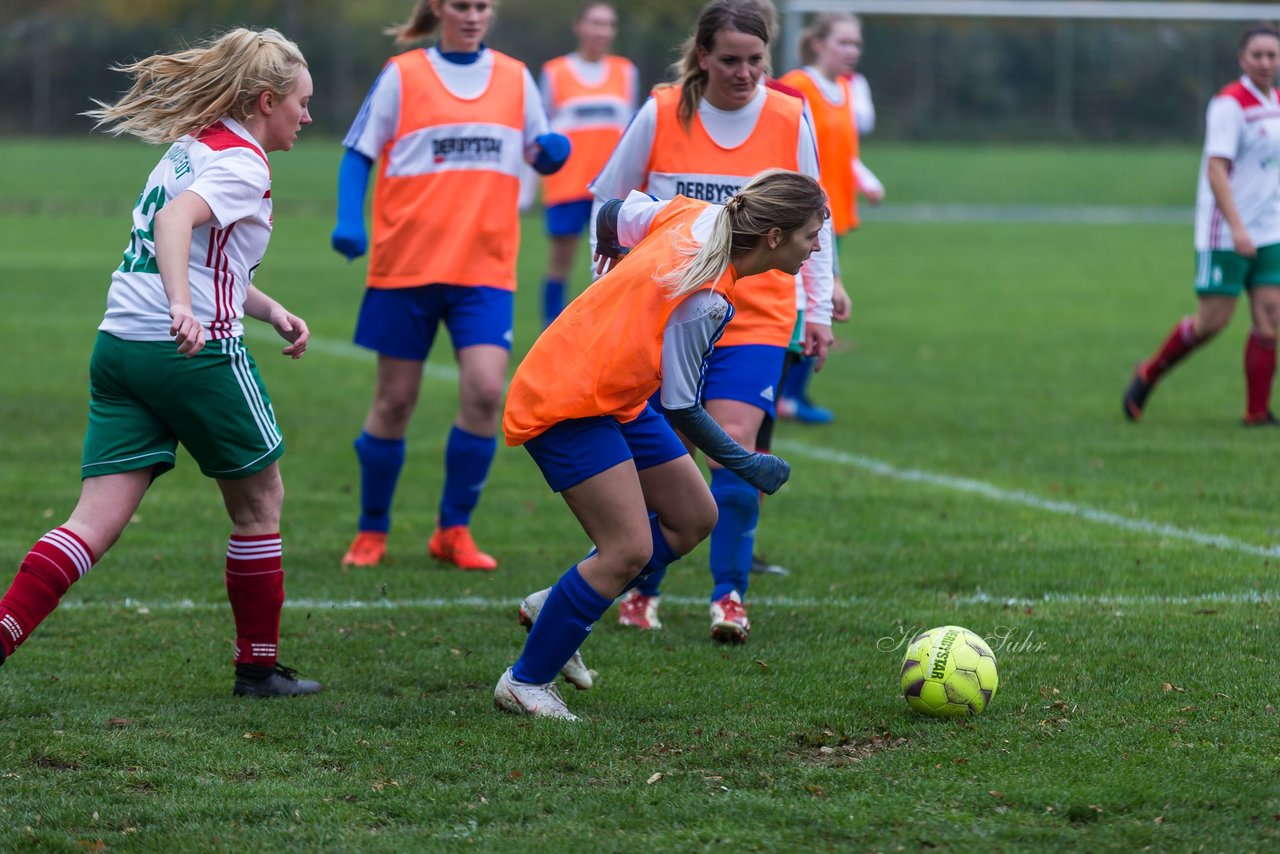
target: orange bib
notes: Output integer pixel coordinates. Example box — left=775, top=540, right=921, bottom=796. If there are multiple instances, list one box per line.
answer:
left=779, top=69, right=858, bottom=234
left=368, top=49, right=526, bottom=290
left=645, top=85, right=803, bottom=348
left=504, top=197, right=735, bottom=445
left=541, top=55, right=634, bottom=207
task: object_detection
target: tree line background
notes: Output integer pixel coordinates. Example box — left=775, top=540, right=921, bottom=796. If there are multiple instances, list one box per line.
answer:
left=0, top=0, right=1268, bottom=142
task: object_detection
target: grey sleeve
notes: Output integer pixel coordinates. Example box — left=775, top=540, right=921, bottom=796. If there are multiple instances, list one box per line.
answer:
left=659, top=291, right=732, bottom=411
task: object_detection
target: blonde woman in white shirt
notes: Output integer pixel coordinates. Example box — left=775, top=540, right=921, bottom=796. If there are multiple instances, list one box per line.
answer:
left=0, top=29, right=321, bottom=698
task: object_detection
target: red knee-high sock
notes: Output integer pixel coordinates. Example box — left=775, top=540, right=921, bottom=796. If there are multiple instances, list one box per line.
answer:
left=1245, top=331, right=1277, bottom=420
left=225, top=534, right=284, bottom=667
left=1142, top=317, right=1204, bottom=383
left=0, top=528, right=97, bottom=659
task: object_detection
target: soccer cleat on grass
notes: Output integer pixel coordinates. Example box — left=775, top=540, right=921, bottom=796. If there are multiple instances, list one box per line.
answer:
left=494, top=667, right=580, bottom=721
left=709, top=591, right=751, bottom=644
left=1123, top=367, right=1153, bottom=422
left=342, top=531, right=387, bottom=567
left=617, top=589, right=662, bottom=630
left=233, top=663, right=322, bottom=698
left=777, top=396, right=834, bottom=424
left=1242, top=410, right=1280, bottom=427
left=429, top=525, right=497, bottom=571
left=517, top=588, right=595, bottom=690
left=750, top=554, right=790, bottom=576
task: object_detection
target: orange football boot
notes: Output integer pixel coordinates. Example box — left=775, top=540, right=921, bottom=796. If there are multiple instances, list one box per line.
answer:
left=342, top=531, right=387, bottom=567
left=428, top=525, right=497, bottom=571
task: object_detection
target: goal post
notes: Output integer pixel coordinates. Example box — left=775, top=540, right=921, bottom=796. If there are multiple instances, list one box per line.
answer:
left=780, top=1, right=1280, bottom=141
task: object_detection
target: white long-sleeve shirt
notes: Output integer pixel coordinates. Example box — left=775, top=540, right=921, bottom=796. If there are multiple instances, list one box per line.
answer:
left=588, top=86, right=835, bottom=326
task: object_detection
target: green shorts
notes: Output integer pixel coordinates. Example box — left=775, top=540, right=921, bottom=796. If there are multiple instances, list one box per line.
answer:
left=788, top=308, right=806, bottom=354
left=1194, top=243, right=1280, bottom=296
left=82, top=331, right=284, bottom=480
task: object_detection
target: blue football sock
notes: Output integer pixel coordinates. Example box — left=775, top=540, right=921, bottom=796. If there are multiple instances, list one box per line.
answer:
left=624, top=513, right=679, bottom=596
left=709, top=467, right=758, bottom=600
left=543, top=278, right=566, bottom=326
left=782, top=355, right=816, bottom=401
left=512, top=565, right=612, bottom=685
left=354, top=432, right=405, bottom=533
left=439, top=426, right=496, bottom=528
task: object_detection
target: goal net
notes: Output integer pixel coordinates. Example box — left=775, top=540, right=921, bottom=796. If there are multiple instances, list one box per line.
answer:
left=780, top=1, right=1280, bottom=141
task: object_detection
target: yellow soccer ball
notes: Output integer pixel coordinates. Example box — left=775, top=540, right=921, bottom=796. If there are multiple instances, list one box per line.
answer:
left=900, top=625, right=999, bottom=716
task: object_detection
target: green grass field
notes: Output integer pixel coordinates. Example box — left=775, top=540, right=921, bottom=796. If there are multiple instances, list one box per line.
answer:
left=2, top=137, right=1278, bottom=851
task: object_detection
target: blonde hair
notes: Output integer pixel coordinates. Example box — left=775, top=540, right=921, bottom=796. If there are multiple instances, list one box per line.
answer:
left=661, top=169, right=829, bottom=297
left=84, top=28, right=306, bottom=144
left=799, top=12, right=860, bottom=67
left=668, top=0, right=771, bottom=129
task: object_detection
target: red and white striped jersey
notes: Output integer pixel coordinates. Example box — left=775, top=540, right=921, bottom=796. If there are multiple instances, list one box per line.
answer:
left=1195, top=76, right=1280, bottom=251
left=100, top=118, right=272, bottom=341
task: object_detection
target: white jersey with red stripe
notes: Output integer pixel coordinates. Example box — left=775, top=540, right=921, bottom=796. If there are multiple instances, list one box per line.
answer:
left=100, top=118, right=272, bottom=341
left=1195, top=76, right=1280, bottom=251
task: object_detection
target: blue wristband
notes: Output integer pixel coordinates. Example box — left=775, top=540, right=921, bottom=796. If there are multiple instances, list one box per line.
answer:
left=532, top=132, right=571, bottom=175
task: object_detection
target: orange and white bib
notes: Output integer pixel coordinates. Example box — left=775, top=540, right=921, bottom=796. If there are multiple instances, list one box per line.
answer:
left=369, top=48, right=526, bottom=290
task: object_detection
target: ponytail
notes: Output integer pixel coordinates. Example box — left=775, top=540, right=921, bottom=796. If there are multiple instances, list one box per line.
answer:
left=387, top=0, right=441, bottom=46
left=660, top=169, right=829, bottom=297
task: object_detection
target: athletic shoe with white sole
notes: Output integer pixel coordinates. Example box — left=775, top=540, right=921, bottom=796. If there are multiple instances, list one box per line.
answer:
left=617, top=589, right=662, bottom=630
left=517, top=588, right=595, bottom=690
left=709, top=591, right=750, bottom=644
left=493, top=667, right=580, bottom=721
left=233, top=663, right=322, bottom=697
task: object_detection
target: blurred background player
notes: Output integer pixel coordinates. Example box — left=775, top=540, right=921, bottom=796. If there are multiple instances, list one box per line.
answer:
left=331, top=0, right=570, bottom=570
left=587, top=0, right=834, bottom=641
left=1124, top=23, right=1280, bottom=426
left=538, top=1, right=638, bottom=326
left=777, top=11, right=883, bottom=425
left=496, top=170, right=826, bottom=719
left=0, top=28, right=320, bottom=697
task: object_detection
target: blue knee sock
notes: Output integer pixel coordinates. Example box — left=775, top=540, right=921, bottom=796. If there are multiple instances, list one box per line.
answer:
left=354, top=432, right=405, bottom=533
left=439, top=426, right=496, bottom=528
left=782, top=355, right=815, bottom=401
left=543, top=278, right=566, bottom=326
left=513, top=564, right=612, bottom=684
left=625, top=513, right=679, bottom=596
left=709, top=468, right=758, bottom=600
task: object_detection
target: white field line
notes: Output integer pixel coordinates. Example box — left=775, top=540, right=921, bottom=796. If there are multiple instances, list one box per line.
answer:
left=774, top=440, right=1280, bottom=561
left=861, top=202, right=1190, bottom=225
left=56, top=589, right=1278, bottom=613
left=252, top=328, right=1280, bottom=567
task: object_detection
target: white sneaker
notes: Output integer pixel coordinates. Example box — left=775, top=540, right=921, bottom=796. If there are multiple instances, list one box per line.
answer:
left=710, top=591, right=750, bottom=643
left=517, top=588, right=595, bottom=690
left=617, top=588, right=662, bottom=630
left=494, top=667, right=580, bottom=721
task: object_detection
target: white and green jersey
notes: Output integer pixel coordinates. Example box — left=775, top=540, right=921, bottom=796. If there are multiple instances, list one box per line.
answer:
left=100, top=118, right=272, bottom=341
left=1195, top=77, right=1280, bottom=252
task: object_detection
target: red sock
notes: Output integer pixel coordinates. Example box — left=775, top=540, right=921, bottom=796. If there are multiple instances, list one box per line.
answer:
left=1142, top=317, right=1202, bottom=383
left=225, top=534, right=284, bottom=666
left=0, top=528, right=96, bottom=658
left=1245, top=331, right=1277, bottom=420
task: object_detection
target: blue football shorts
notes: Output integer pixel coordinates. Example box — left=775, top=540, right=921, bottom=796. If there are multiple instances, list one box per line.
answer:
left=694, top=343, right=788, bottom=418
left=545, top=199, right=594, bottom=238
left=522, top=404, right=690, bottom=493
left=354, top=284, right=514, bottom=360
